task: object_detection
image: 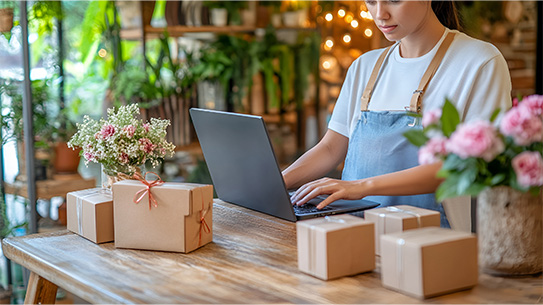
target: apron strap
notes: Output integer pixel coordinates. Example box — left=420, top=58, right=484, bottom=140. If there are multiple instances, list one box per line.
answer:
left=360, top=44, right=393, bottom=112
left=409, top=32, right=456, bottom=113
left=360, top=31, right=457, bottom=113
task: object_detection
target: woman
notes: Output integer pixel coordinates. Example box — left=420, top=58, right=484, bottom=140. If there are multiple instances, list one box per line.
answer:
left=283, top=0, right=512, bottom=226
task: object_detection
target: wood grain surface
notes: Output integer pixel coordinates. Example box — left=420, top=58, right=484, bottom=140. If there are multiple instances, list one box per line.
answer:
left=2, top=200, right=542, bottom=304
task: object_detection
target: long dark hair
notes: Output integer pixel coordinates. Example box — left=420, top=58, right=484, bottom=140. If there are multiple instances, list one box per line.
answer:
left=432, top=1, right=461, bottom=30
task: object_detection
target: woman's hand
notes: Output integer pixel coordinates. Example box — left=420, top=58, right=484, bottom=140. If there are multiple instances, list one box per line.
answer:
left=290, top=178, right=367, bottom=209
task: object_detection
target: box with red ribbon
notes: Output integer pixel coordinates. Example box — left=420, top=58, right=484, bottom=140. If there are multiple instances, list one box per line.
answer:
left=365, top=205, right=440, bottom=255
left=297, top=214, right=375, bottom=280
left=67, top=188, right=114, bottom=244
left=112, top=173, right=213, bottom=253
left=381, top=227, right=477, bottom=299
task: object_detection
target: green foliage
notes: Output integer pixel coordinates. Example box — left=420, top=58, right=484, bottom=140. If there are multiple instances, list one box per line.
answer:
left=29, top=0, right=63, bottom=36
left=0, top=79, right=56, bottom=148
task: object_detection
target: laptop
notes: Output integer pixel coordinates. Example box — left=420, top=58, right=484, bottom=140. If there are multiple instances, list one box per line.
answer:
left=189, top=108, right=379, bottom=221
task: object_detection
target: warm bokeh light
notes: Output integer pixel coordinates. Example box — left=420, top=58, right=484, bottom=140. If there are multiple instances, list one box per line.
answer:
left=325, top=13, right=333, bottom=22
left=345, top=13, right=354, bottom=24
left=343, top=34, right=351, bottom=44
left=364, top=28, right=373, bottom=38
left=322, top=60, right=331, bottom=70
left=338, top=9, right=346, bottom=18
left=351, top=20, right=359, bottom=28
left=324, top=38, right=334, bottom=51
left=98, top=49, right=107, bottom=58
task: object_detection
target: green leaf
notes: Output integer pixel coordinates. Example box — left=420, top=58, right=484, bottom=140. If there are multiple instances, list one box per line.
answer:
left=489, top=108, right=502, bottom=123
left=436, top=177, right=461, bottom=201
left=441, top=154, right=464, bottom=171
left=403, top=130, right=429, bottom=147
left=440, top=99, right=460, bottom=137
left=490, top=173, right=506, bottom=185
left=464, top=183, right=487, bottom=196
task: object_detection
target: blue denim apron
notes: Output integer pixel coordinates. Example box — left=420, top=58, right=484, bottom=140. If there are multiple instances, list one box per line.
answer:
left=343, top=33, right=456, bottom=227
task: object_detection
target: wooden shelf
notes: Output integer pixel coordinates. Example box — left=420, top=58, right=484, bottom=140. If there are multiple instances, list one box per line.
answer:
left=141, top=25, right=317, bottom=38
left=143, top=25, right=256, bottom=37
left=5, top=176, right=96, bottom=200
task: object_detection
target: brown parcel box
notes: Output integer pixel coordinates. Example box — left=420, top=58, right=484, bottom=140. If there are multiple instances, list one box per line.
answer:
left=365, top=205, right=440, bottom=255
left=297, top=214, right=375, bottom=280
left=381, top=227, right=478, bottom=299
left=113, top=180, right=213, bottom=253
left=67, top=188, right=114, bottom=244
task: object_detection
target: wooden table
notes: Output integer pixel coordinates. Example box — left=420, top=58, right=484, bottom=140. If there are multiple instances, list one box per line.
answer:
left=2, top=200, right=542, bottom=304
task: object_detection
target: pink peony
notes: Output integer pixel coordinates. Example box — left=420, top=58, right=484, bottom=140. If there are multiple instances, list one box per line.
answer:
left=499, top=106, right=543, bottom=146
left=100, top=124, right=116, bottom=139
left=519, top=94, right=543, bottom=116
left=512, top=97, right=519, bottom=108
left=418, top=136, right=448, bottom=165
left=512, top=151, right=543, bottom=187
left=422, top=108, right=442, bottom=128
left=122, top=125, right=136, bottom=138
left=446, top=120, right=504, bottom=162
left=119, top=152, right=130, bottom=164
left=139, top=138, right=156, bottom=154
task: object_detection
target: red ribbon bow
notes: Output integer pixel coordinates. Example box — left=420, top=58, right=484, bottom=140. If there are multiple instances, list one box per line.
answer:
left=132, top=172, right=165, bottom=210
left=199, top=191, right=211, bottom=246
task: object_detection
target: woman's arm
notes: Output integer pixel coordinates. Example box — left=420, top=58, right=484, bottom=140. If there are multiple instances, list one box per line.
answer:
left=282, top=130, right=349, bottom=190
left=290, top=162, right=444, bottom=209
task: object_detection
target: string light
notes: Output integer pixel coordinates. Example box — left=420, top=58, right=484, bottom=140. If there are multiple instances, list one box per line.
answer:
left=351, top=20, right=359, bottom=29
left=343, top=34, right=351, bottom=44
left=364, top=28, right=373, bottom=38
left=345, top=13, right=354, bottom=23
left=325, top=13, right=333, bottom=22
left=324, top=38, right=334, bottom=51
left=98, top=49, right=107, bottom=58
left=338, top=9, right=346, bottom=18
left=322, top=60, right=331, bottom=70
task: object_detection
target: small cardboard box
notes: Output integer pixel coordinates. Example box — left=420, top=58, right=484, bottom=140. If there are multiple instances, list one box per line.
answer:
left=381, top=227, right=478, bottom=299
left=67, top=188, right=114, bottom=244
left=365, top=205, right=440, bottom=255
left=112, top=180, right=213, bottom=253
left=297, top=214, right=375, bottom=280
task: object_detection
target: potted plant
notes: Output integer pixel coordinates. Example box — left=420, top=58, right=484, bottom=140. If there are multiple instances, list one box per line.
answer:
left=0, top=1, right=14, bottom=33
left=405, top=96, right=543, bottom=276
left=259, top=1, right=282, bottom=27
left=0, top=79, right=55, bottom=181
left=190, top=45, right=233, bottom=111
left=203, top=1, right=228, bottom=26
left=282, top=0, right=310, bottom=27
left=51, top=105, right=82, bottom=175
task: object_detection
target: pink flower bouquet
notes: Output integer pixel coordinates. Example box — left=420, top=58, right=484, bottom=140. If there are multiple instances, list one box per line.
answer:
left=405, top=96, right=543, bottom=201
left=68, top=104, right=175, bottom=176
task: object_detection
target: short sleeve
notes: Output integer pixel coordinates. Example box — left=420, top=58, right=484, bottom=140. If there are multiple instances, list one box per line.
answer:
left=462, top=54, right=512, bottom=122
left=328, top=59, right=358, bottom=138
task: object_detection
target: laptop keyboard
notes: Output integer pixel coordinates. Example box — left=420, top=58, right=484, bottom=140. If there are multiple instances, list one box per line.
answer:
left=293, top=204, right=332, bottom=214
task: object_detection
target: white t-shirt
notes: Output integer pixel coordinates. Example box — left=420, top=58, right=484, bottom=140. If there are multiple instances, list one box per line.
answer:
left=329, top=28, right=512, bottom=138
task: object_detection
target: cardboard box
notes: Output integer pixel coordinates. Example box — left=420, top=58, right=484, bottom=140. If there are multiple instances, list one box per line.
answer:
left=381, top=227, right=478, bottom=299
left=297, top=214, right=375, bottom=280
left=112, top=180, right=213, bottom=253
left=67, top=188, right=114, bottom=244
left=365, top=205, right=440, bottom=255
